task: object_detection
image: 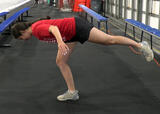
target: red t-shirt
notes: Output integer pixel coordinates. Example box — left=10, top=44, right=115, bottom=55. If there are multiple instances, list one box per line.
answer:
left=31, top=17, right=76, bottom=43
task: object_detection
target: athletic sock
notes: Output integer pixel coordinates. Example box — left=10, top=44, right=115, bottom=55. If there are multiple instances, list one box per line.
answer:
left=68, top=90, right=76, bottom=94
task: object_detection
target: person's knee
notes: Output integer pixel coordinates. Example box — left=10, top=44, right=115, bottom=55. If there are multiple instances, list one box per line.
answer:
left=56, top=58, right=67, bottom=68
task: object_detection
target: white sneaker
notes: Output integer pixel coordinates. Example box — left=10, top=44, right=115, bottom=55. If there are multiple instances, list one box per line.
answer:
left=57, top=90, right=79, bottom=101
left=139, top=41, right=154, bottom=62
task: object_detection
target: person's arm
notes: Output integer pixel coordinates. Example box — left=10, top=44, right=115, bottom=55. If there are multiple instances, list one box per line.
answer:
left=49, top=25, right=63, bottom=44
left=49, top=25, right=69, bottom=55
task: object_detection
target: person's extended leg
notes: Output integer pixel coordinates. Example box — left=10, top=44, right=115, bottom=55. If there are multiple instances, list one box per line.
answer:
left=56, top=42, right=79, bottom=101
left=88, top=27, right=154, bottom=62
left=88, top=27, right=141, bottom=48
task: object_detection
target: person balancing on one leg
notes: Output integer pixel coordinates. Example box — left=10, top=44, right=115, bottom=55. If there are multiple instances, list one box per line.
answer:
left=11, top=16, right=154, bottom=101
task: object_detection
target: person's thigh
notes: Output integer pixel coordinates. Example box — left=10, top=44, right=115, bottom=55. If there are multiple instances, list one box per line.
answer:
left=88, top=27, right=113, bottom=45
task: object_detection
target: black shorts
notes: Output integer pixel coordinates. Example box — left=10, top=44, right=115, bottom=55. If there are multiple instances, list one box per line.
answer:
left=66, top=16, right=94, bottom=44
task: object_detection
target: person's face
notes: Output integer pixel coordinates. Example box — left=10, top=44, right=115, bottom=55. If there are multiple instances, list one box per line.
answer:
left=18, top=30, right=32, bottom=40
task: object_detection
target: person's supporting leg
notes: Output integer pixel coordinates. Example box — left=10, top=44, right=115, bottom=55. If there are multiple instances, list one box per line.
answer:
left=56, top=42, right=79, bottom=101
left=88, top=27, right=141, bottom=48
left=87, top=27, right=154, bottom=62
left=56, top=42, right=77, bottom=92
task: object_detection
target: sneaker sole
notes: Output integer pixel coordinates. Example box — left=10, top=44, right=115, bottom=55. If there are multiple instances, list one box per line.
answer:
left=57, top=96, right=79, bottom=101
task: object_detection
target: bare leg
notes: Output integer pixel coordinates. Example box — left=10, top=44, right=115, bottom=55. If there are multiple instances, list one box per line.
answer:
left=88, top=27, right=141, bottom=49
left=56, top=42, right=77, bottom=92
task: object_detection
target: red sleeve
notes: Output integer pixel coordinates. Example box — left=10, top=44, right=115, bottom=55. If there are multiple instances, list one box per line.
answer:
left=36, top=24, right=51, bottom=38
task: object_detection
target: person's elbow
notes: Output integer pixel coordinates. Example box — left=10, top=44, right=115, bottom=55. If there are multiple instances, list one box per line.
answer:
left=49, top=25, right=58, bottom=33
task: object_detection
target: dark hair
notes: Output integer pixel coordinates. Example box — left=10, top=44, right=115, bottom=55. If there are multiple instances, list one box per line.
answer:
left=11, top=16, right=51, bottom=39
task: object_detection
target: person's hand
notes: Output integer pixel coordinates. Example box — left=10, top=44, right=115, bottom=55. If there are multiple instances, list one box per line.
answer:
left=58, top=42, right=69, bottom=55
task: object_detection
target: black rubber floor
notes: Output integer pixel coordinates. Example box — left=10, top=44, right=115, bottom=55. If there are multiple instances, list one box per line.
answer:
left=0, top=4, right=160, bottom=114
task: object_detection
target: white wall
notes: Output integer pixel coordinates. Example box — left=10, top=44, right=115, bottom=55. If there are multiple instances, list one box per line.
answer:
left=0, top=0, right=31, bottom=12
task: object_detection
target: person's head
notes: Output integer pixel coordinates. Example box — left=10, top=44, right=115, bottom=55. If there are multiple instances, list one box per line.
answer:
left=11, top=16, right=51, bottom=40
left=11, top=22, right=32, bottom=40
